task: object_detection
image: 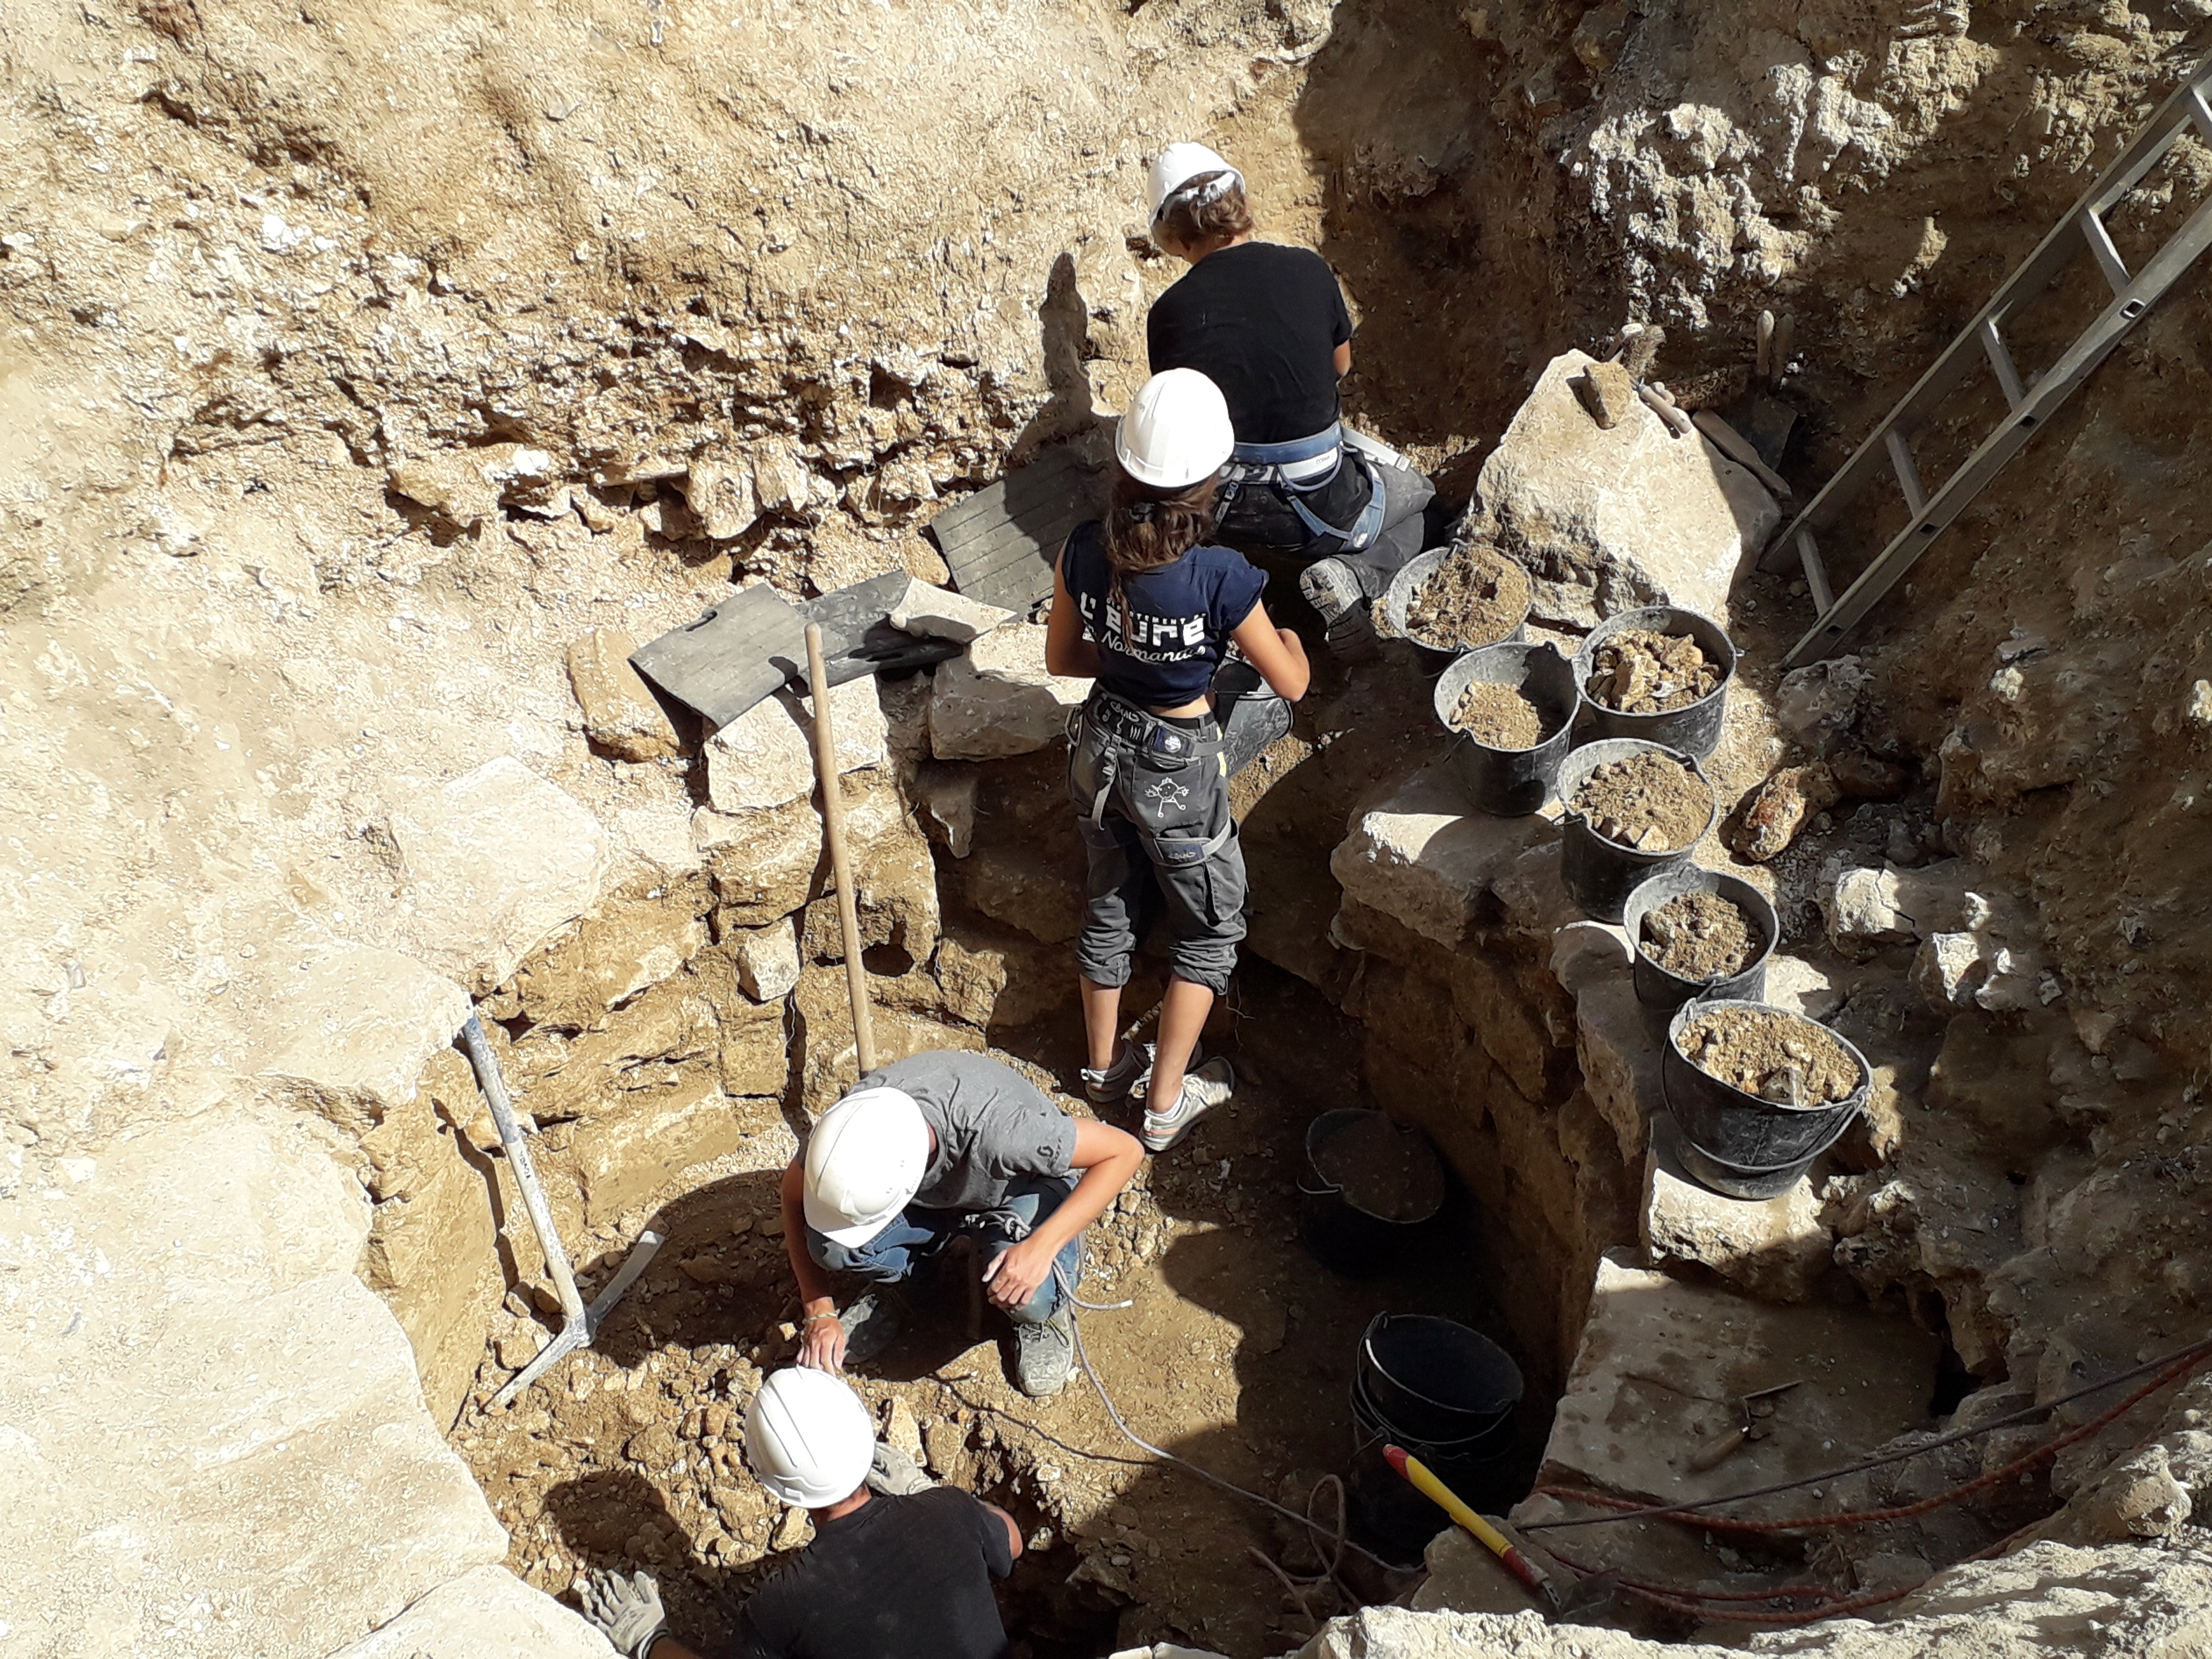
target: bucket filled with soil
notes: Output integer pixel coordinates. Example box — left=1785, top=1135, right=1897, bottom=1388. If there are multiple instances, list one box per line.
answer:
left=1573, top=606, right=1736, bottom=760
left=1555, top=738, right=1717, bottom=922
left=1380, top=544, right=1533, bottom=672
left=1346, top=1313, right=1523, bottom=1564
left=1297, top=1109, right=1447, bottom=1275
left=1431, top=642, right=1580, bottom=817
left=1664, top=999, right=1869, bottom=1174
left=1621, top=866, right=1778, bottom=1011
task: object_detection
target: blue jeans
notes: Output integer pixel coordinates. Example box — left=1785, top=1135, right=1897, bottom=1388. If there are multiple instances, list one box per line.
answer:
left=805, top=1173, right=1081, bottom=1324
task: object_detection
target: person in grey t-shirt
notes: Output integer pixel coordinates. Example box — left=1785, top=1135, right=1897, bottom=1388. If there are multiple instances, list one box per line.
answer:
left=778, top=1051, right=1143, bottom=1398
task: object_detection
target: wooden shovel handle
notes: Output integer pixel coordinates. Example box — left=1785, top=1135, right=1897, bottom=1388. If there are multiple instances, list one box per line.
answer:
left=803, top=623, right=877, bottom=1074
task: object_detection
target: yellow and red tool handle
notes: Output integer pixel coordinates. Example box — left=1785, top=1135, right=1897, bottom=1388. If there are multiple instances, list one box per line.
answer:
left=1384, top=1444, right=1555, bottom=1604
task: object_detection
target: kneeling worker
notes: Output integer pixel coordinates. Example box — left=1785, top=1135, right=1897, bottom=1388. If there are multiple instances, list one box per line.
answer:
left=779, top=1050, right=1144, bottom=1396
left=578, top=1366, right=1023, bottom=1659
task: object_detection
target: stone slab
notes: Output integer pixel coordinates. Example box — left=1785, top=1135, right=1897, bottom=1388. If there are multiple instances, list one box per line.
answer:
left=1328, top=766, right=1555, bottom=951
left=386, top=757, right=614, bottom=994
left=565, top=627, right=681, bottom=761
left=260, top=947, right=473, bottom=1133
left=571, top=1078, right=751, bottom=1224
left=1534, top=1250, right=1940, bottom=1517
left=696, top=797, right=824, bottom=926
left=1466, top=349, right=1780, bottom=628
left=329, top=1565, right=618, bottom=1658
left=888, top=575, right=1012, bottom=643
left=929, top=624, right=1090, bottom=760
left=1642, top=1115, right=1833, bottom=1302
left=731, top=918, right=801, bottom=1002
left=706, top=679, right=886, bottom=814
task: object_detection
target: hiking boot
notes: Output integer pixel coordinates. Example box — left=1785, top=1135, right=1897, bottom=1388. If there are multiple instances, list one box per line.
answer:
left=1013, top=1306, right=1077, bottom=1398
left=1140, top=1056, right=1235, bottom=1154
left=837, top=1291, right=906, bottom=1367
left=865, top=1441, right=935, bottom=1497
left=1299, top=558, right=1378, bottom=660
left=1080, top=1038, right=1152, bottom=1106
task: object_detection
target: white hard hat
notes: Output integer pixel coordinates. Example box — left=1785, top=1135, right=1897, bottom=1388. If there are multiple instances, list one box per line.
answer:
left=744, top=1367, right=876, bottom=1508
left=1114, top=368, right=1235, bottom=490
left=1147, top=141, right=1245, bottom=229
left=802, top=1086, right=931, bottom=1248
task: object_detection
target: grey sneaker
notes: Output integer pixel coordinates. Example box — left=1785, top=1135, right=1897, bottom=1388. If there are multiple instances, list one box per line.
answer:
left=1140, top=1057, right=1235, bottom=1154
left=1013, top=1306, right=1077, bottom=1398
left=838, top=1292, right=905, bottom=1366
left=1299, top=558, right=1377, bottom=657
left=1080, top=1039, right=1152, bottom=1106
left=865, top=1441, right=934, bottom=1496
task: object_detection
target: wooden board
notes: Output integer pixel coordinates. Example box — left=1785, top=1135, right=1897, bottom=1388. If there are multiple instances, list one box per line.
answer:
left=925, top=445, right=1106, bottom=616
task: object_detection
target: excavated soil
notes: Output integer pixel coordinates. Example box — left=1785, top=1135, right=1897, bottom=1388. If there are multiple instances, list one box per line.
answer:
left=451, top=975, right=1549, bottom=1659
left=1638, top=891, right=1758, bottom=982
left=1402, top=547, right=1531, bottom=652
left=1446, top=681, right=1550, bottom=750
left=1570, top=752, right=1712, bottom=853
left=1675, top=1006, right=1861, bottom=1106
left=1312, top=1114, right=1446, bottom=1223
left=1585, top=629, right=1722, bottom=714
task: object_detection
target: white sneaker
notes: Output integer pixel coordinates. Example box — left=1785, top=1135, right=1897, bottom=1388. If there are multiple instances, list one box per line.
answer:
left=1141, top=1057, right=1235, bottom=1154
left=1080, top=1039, right=1152, bottom=1105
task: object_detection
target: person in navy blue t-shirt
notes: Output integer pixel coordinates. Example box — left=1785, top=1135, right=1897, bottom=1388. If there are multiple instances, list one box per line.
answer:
left=1045, top=369, right=1309, bottom=1155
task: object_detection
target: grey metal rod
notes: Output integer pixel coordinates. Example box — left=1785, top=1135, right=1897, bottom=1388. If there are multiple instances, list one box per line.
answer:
left=459, top=1014, right=586, bottom=1329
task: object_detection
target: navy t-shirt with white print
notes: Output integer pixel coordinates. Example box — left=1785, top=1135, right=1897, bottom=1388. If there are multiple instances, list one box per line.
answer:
left=1059, top=520, right=1267, bottom=708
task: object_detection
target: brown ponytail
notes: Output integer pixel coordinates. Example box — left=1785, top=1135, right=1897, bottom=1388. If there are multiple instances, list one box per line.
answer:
left=1104, top=468, right=1220, bottom=646
left=1154, top=173, right=1254, bottom=251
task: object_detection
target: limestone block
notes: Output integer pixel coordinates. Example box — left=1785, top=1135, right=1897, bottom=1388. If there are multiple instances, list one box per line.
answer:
left=696, top=797, right=824, bottom=925
left=752, top=444, right=812, bottom=514
left=1913, top=930, right=2051, bottom=1013
left=956, top=841, right=1084, bottom=944
left=1763, top=952, right=1842, bottom=1021
left=570, top=1077, right=749, bottom=1222
left=1328, top=767, right=1554, bottom=950
left=936, top=928, right=1070, bottom=1031
left=718, top=993, right=791, bottom=1097
left=260, top=947, right=472, bottom=1132
left=328, top=1565, right=618, bottom=1658
left=1530, top=1251, right=1939, bottom=1516
left=707, top=682, right=886, bottom=812
left=1408, top=1525, right=1548, bottom=1618
left=1775, top=654, right=1870, bottom=751
left=565, top=629, right=681, bottom=761
left=509, top=901, right=708, bottom=1030
left=930, top=624, right=1090, bottom=760
left=0, top=1116, right=508, bottom=1659
left=1568, top=947, right=1664, bottom=1163
left=1467, top=349, right=1779, bottom=627
left=1642, top=1116, right=1832, bottom=1302
left=390, top=443, right=562, bottom=529
left=387, top=757, right=614, bottom=995
left=686, top=456, right=760, bottom=540
left=888, top=575, right=1013, bottom=642
left=917, top=763, right=980, bottom=857
left=794, top=964, right=985, bottom=1112
left=798, top=774, right=940, bottom=965
left=731, top=919, right=801, bottom=1001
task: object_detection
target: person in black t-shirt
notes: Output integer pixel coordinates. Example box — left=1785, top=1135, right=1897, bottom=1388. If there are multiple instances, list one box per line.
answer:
left=577, top=1368, right=1023, bottom=1659
left=1143, top=141, right=1438, bottom=656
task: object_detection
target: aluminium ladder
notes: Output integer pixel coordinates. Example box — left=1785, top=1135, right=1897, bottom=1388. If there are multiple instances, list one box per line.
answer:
left=1761, top=51, right=2212, bottom=669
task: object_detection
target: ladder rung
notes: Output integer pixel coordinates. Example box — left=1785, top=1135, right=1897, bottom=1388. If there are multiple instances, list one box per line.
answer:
left=2080, top=212, right=2131, bottom=293
left=1796, top=529, right=1834, bottom=615
left=1980, top=318, right=2026, bottom=409
left=1884, top=429, right=1927, bottom=513
left=2189, top=85, right=2212, bottom=147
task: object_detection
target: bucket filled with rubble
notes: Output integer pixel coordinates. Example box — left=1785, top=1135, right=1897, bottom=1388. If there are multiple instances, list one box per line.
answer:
left=1380, top=544, right=1533, bottom=672
left=1297, top=1109, right=1448, bottom=1274
left=1556, top=738, right=1717, bottom=922
left=1432, top=641, right=1580, bottom=816
left=1622, top=865, right=1778, bottom=1011
left=1347, top=1314, right=1523, bottom=1563
left=1664, top=1000, right=1869, bottom=1197
left=1572, top=605, right=1736, bottom=759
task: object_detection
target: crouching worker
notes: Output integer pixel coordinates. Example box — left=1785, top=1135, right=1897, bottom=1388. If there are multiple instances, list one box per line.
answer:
left=778, top=1050, right=1144, bottom=1396
left=1047, top=368, right=1310, bottom=1154
left=1144, top=141, right=1438, bottom=656
left=578, top=1366, right=1022, bottom=1659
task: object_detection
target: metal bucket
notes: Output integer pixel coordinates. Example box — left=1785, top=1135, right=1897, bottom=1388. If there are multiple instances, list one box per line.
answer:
left=1675, top=1110, right=1857, bottom=1200
left=1431, top=642, right=1581, bottom=817
left=1663, top=998, right=1871, bottom=1169
left=1620, top=866, right=1779, bottom=1012
left=1381, top=548, right=1531, bottom=674
left=1296, top=1110, right=1446, bottom=1277
left=1572, top=605, right=1737, bottom=760
left=1556, top=738, right=1716, bottom=923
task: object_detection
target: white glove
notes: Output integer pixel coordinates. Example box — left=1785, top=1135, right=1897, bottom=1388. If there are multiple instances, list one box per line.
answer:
left=865, top=1440, right=935, bottom=1497
left=577, top=1567, right=668, bottom=1659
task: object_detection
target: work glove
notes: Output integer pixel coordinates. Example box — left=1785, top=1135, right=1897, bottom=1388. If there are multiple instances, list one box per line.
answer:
left=577, top=1567, right=669, bottom=1659
left=866, top=1440, right=935, bottom=1497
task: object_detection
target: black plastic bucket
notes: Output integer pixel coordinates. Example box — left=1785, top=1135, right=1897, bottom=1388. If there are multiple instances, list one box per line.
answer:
left=1556, top=738, right=1716, bottom=923
left=1431, top=642, right=1581, bottom=817
left=1357, top=1313, right=1523, bottom=1447
left=1621, top=866, right=1779, bottom=1012
left=1572, top=604, right=1737, bottom=760
left=1297, top=1110, right=1446, bottom=1276
left=1381, top=548, right=1530, bottom=674
left=1663, top=998, right=1871, bottom=1169
left=1675, top=1108, right=1857, bottom=1200
left=1346, top=1373, right=1516, bottom=1566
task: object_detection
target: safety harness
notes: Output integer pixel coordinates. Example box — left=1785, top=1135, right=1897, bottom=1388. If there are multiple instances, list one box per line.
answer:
left=1221, top=421, right=1387, bottom=552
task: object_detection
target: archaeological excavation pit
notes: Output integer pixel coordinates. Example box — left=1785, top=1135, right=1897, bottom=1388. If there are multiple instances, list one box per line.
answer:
left=9, top=3, right=2212, bottom=1657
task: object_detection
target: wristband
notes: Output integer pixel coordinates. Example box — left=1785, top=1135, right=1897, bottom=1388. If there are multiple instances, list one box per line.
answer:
left=636, top=1624, right=671, bottom=1659
left=803, top=1311, right=841, bottom=1326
